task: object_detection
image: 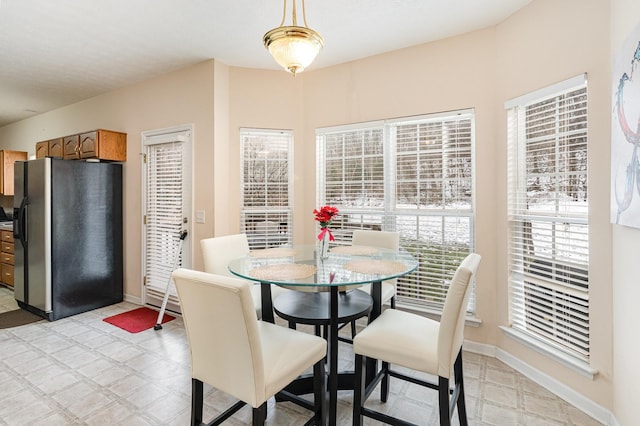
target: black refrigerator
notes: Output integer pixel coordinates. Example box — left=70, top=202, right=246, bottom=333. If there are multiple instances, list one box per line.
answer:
left=13, top=158, right=123, bottom=321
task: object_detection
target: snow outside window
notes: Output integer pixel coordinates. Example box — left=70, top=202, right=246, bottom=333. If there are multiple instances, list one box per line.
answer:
left=316, top=110, right=476, bottom=313
left=506, top=75, right=590, bottom=362
left=240, top=128, right=293, bottom=250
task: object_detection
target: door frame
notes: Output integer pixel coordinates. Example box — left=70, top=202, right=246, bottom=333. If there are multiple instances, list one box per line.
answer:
left=140, top=124, right=194, bottom=311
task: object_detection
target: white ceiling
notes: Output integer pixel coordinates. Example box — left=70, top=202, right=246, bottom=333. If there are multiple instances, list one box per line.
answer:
left=0, top=0, right=532, bottom=127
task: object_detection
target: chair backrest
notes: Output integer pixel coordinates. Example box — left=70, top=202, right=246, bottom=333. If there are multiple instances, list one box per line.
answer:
left=353, top=230, right=400, bottom=290
left=172, top=268, right=266, bottom=407
left=352, top=230, right=399, bottom=251
left=200, top=234, right=250, bottom=277
left=437, top=253, right=481, bottom=378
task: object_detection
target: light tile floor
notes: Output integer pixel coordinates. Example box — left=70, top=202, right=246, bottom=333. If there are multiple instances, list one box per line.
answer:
left=0, top=287, right=603, bottom=425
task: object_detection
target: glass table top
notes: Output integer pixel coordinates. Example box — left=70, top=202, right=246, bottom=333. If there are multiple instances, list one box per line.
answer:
left=228, top=244, right=418, bottom=288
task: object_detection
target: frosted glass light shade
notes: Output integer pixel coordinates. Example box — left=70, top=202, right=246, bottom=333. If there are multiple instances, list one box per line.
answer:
left=263, top=26, right=324, bottom=76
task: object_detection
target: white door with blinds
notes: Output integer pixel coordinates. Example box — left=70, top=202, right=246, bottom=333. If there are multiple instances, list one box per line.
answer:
left=142, top=126, right=192, bottom=313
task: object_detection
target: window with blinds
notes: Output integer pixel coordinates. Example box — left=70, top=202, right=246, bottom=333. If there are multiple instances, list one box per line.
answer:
left=506, top=75, right=589, bottom=361
left=240, top=129, right=293, bottom=249
left=317, top=110, right=475, bottom=313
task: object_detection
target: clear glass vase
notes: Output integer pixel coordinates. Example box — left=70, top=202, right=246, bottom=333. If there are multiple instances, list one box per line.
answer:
left=319, top=228, right=330, bottom=259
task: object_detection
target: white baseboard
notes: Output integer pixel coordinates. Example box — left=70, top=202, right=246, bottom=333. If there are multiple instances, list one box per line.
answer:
left=463, top=340, right=617, bottom=426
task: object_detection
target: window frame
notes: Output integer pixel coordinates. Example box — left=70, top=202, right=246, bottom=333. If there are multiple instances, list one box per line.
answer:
left=316, top=110, right=476, bottom=314
left=504, top=74, right=593, bottom=372
left=240, top=128, right=294, bottom=249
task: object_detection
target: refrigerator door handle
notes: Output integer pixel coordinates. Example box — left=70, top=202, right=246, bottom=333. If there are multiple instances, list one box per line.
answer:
left=15, top=196, right=28, bottom=246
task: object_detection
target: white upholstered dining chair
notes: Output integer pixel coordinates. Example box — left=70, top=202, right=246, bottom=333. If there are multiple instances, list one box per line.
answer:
left=172, top=268, right=327, bottom=426
left=351, top=230, right=400, bottom=309
left=200, top=233, right=286, bottom=319
left=351, top=253, right=481, bottom=426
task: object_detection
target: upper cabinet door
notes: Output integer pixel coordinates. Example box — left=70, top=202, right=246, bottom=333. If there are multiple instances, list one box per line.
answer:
left=63, top=135, right=79, bottom=160
left=79, top=131, right=97, bottom=159
left=48, top=138, right=64, bottom=158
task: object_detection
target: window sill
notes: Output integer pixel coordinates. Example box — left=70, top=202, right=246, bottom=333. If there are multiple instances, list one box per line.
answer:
left=500, top=326, right=597, bottom=379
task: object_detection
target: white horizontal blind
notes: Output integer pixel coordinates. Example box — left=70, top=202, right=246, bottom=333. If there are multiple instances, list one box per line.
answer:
left=240, top=129, right=293, bottom=249
left=507, top=78, right=590, bottom=361
left=144, top=141, right=185, bottom=301
left=319, top=126, right=385, bottom=242
left=393, top=115, right=474, bottom=310
left=317, top=111, right=475, bottom=312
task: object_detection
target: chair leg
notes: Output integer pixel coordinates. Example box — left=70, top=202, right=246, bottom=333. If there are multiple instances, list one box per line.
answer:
left=390, top=295, right=396, bottom=309
left=454, top=351, right=468, bottom=426
left=191, top=378, right=203, bottom=426
left=313, top=358, right=327, bottom=425
left=438, top=376, right=451, bottom=426
left=381, top=361, right=390, bottom=402
left=352, top=354, right=366, bottom=426
left=252, top=402, right=267, bottom=426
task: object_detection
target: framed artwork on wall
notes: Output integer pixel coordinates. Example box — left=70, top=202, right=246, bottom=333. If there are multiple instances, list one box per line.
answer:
left=612, top=21, right=640, bottom=227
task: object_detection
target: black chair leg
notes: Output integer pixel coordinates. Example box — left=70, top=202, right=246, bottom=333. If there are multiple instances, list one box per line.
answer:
left=390, top=295, right=396, bottom=309
left=313, top=358, right=327, bottom=425
left=352, top=354, right=365, bottom=426
left=438, top=376, right=451, bottom=426
left=454, top=351, right=468, bottom=426
left=380, top=361, right=390, bottom=402
left=191, top=378, right=203, bottom=426
left=252, top=402, right=267, bottom=425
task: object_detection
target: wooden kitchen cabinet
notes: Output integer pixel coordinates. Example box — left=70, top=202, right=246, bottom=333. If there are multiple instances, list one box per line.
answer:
left=63, top=130, right=126, bottom=162
left=49, top=138, right=64, bottom=158
left=0, top=230, right=14, bottom=288
left=35, top=138, right=64, bottom=159
left=35, top=141, right=49, bottom=158
left=63, top=135, right=80, bottom=160
left=0, top=150, right=28, bottom=195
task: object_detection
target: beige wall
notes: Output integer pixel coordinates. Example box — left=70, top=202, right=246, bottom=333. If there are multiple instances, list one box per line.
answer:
left=228, top=67, right=305, bottom=240
left=0, top=0, right=621, bottom=416
left=230, top=0, right=613, bottom=408
left=493, top=0, right=612, bottom=408
left=610, top=0, right=640, bottom=424
left=301, top=29, right=500, bottom=345
left=0, top=60, right=218, bottom=300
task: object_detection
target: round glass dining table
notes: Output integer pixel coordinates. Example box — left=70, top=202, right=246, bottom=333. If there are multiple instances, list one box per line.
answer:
left=228, top=244, right=418, bottom=426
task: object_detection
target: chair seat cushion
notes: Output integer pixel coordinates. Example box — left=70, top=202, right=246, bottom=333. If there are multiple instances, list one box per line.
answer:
left=353, top=309, right=439, bottom=375
left=358, top=282, right=395, bottom=304
left=259, top=321, right=327, bottom=399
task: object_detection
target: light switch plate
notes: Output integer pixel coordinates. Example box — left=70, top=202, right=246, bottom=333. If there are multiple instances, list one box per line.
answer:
left=195, top=210, right=205, bottom=224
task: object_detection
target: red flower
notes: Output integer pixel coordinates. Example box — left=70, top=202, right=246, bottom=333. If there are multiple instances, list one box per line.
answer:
left=313, top=205, right=339, bottom=228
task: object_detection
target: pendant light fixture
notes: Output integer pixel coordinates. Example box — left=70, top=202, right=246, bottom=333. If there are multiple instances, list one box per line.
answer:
left=263, top=0, right=324, bottom=76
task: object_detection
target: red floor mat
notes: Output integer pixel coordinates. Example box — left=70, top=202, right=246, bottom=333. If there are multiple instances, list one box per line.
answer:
left=103, top=307, right=175, bottom=333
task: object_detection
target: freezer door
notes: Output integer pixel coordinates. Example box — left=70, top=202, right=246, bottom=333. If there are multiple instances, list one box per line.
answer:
left=24, top=159, right=52, bottom=313
left=13, top=161, right=25, bottom=303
